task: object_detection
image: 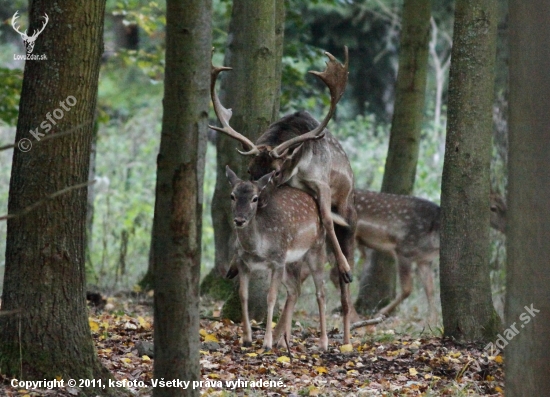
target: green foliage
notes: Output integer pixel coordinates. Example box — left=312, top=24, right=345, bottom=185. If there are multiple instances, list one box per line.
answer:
left=333, top=114, right=444, bottom=203
left=0, top=68, right=23, bottom=126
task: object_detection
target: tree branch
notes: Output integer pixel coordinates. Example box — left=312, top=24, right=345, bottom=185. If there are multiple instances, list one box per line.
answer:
left=350, top=316, right=385, bottom=330
left=0, top=119, right=94, bottom=152
left=0, top=180, right=96, bottom=222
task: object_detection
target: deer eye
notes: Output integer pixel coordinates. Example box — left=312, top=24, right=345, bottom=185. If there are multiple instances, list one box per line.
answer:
left=251, top=196, right=258, bottom=203
left=230, top=194, right=235, bottom=201
left=274, top=171, right=281, bottom=177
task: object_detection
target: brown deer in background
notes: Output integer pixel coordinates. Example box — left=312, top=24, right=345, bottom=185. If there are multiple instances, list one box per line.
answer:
left=349, top=190, right=508, bottom=321
left=211, top=47, right=357, bottom=343
left=226, top=166, right=330, bottom=350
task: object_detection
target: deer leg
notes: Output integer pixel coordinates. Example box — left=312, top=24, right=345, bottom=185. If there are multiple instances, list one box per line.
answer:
left=417, top=261, right=437, bottom=323
left=274, top=263, right=301, bottom=348
left=316, top=183, right=353, bottom=283
left=238, top=270, right=253, bottom=347
left=309, top=257, right=328, bottom=350
left=335, top=203, right=362, bottom=325
left=377, top=257, right=413, bottom=317
left=339, top=275, right=352, bottom=345
left=263, top=266, right=284, bottom=350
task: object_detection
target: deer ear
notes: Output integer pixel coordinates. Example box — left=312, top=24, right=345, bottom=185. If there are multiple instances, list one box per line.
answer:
left=256, top=171, right=274, bottom=191
left=226, top=165, right=240, bottom=187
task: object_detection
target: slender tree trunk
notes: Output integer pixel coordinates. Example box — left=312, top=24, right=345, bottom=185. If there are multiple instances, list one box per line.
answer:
left=205, top=0, right=283, bottom=321
left=506, top=1, right=550, bottom=394
left=439, top=0, right=500, bottom=341
left=151, top=1, right=210, bottom=396
left=0, top=2, right=119, bottom=396
left=356, top=0, right=431, bottom=315
left=86, top=121, right=99, bottom=274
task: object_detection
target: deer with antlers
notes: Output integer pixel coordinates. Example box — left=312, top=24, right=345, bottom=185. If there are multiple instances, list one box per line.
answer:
left=11, top=11, right=49, bottom=54
left=211, top=47, right=357, bottom=344
left=226, top=166, right=330, bottom=350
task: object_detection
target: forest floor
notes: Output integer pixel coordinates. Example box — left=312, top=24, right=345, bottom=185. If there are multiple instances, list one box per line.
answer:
left=1, top=291, right=505, bottom=397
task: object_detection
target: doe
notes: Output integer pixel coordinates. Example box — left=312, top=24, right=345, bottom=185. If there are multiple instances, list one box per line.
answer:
left=226, top=166, right=329, bottom=350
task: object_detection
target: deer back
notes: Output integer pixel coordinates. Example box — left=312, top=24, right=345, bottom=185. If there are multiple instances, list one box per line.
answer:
left=249, top=112, right=354, bottom=203
left=354, top=190, right=440, bottom=261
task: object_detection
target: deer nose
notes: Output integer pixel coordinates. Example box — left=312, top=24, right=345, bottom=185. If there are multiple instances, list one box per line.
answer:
left=234, top=217, right=246, bottom=227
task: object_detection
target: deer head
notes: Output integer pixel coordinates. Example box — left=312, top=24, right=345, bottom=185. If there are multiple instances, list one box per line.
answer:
left=210, top=47, right=349, bottom=181
left=12, top=11, right=49, bottom=54
left=226, top=166, right=273, bottom=228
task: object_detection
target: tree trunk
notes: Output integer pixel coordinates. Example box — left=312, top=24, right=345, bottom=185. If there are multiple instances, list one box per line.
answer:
left=0, top=2, right=118, bottom=396
left=506, top=0, right=550, bottom=394
left=439, top=0, right=500, bottom=341
left=151, top=1, right=210, bottom=396
left=86, top=121, right=99, bottom=274
left=356, top=0, right=431, bottom=314
left=205, top=0, right=283, bottom=322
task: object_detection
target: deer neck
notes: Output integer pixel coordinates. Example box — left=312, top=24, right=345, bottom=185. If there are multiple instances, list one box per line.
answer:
left=235, top=215, right=264, bottom=254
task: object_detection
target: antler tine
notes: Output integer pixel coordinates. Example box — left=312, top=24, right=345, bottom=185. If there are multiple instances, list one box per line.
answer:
left=11, top=11, right=26, bottom=37
left=29, top=13, right=49, bottom=39
left=270, top=46, right=349, bottom=159
left=209, top=53, right=260, bottom=156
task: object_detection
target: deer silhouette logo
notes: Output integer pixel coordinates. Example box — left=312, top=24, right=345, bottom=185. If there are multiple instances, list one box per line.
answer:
left=11, top=11, right=49, bottom=55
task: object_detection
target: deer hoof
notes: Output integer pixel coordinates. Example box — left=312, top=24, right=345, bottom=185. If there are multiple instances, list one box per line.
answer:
left=341, top=271, right=353, bottom=284
left=243, top=340, right=252, bottom=347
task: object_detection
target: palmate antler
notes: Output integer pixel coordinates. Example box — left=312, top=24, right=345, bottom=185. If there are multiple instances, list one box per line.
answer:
left=209, top=54, right=260, bottom=156
left=269, top=46, right=349, bottom=159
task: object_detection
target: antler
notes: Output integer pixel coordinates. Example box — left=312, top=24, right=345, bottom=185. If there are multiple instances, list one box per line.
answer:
left=209, top=53, right=260, bottom=156
left=11, top=11, right=26, bottom=37
left=27, top=13, right=49, bottom=41
left=270, top=46, right=349, bottom=159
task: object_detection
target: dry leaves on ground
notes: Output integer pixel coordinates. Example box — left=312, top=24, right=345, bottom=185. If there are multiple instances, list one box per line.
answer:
left=1, top=295, right=505, bottom=396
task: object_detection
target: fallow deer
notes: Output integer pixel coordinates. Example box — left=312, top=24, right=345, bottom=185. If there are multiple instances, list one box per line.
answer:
left=226, top=166, right=329, bottom=350
left=211, top=48, right=357, bottom=343
left=350, top=190, right=508, bottom=321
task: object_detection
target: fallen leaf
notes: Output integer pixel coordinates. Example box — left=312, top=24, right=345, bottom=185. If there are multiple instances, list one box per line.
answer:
left=340, top=344, right=353, bottom=353
left=277, top=356, right=290, bottom=363
left=89, top=318, right=99, bottom=332
left=314, top=366, right=328, bottom=374
left=409, top=367, right=418, bottom=376
left=204, top=334, right=219, bottom=343
left=137, top=316, right=150, bottom=329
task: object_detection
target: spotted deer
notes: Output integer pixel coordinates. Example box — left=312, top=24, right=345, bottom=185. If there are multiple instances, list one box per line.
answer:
left=349, top=190, right=508, bottom=321
left=211, top=47, right=357, bottom=343
left=226, top=166, right=330, bottom=350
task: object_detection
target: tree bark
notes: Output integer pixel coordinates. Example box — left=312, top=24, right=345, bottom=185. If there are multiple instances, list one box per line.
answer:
left=439, top=0, right=500, bottom=341
left=356, top=0, right=431, bottom=314
left=0, top=2, right=119, bottom=396
left=506, top=0, right=550, bottom=394
left=151, top=1, right=210, bottom=396
left=205, top=0, right=283, bottom=321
